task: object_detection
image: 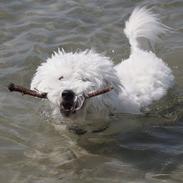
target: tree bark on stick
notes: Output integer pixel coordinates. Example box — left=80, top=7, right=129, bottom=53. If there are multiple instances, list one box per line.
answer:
left=8, top=83, right=47, bottom=99
left=8, top=83, right=113, bottom=99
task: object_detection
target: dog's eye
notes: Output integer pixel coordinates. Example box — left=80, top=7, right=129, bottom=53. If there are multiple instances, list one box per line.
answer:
left=82, top=78, right=90, bottom=82
left=58, top=76, right=64, bottom=80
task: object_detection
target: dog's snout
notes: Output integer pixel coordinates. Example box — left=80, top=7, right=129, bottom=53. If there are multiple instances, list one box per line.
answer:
left=62, top=90, right=75, bottom=101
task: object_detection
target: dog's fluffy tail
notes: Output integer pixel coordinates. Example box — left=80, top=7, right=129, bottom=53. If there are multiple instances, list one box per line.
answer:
left=124, top=7, right=170, bottom=52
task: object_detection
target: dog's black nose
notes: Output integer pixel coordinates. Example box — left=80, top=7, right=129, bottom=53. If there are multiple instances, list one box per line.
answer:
left=62, top=90, right=75, bottom=101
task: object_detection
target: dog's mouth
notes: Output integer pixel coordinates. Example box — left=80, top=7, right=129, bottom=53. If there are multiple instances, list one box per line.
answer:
left=60, top=86, right=113, bottom=117
left=60, top=95, right=85, bottom=117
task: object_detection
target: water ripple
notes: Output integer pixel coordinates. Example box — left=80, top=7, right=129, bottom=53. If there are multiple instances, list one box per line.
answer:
left=0, top=0, right=183, bottom=182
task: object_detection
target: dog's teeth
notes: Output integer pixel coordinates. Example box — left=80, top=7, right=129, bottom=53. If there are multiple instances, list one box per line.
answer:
left=73, top=95, right=85, bottom=111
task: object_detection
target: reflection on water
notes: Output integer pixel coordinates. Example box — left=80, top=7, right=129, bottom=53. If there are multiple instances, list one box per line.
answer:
left=1, top=0, right=183, bottom=182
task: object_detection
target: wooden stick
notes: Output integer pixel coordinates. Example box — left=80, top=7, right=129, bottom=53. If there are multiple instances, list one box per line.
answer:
left=8, top=83, right=113, bottom=99
left=85, top=86, right=113, bottom=98
left=8, top=83, right=47, bottom=99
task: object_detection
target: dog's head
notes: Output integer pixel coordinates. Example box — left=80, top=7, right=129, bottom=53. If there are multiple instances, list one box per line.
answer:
left=31, top=50, right=122, bottom=120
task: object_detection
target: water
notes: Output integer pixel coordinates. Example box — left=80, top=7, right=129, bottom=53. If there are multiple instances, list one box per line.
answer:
left=1, top=0, right=183, bottom=182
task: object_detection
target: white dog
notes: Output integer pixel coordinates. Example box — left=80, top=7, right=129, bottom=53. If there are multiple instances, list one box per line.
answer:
left=31, top=7, right=174, bottom=133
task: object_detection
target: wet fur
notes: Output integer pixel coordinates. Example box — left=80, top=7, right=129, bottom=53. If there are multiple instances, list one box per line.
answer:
left=31, top=7, right=174, bottom=127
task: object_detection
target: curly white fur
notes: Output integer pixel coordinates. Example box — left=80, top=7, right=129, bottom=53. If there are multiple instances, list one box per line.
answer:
left=31, top=7, right=174, bottom=128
